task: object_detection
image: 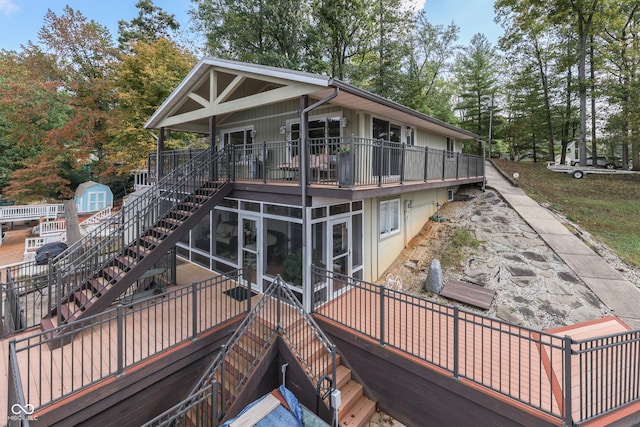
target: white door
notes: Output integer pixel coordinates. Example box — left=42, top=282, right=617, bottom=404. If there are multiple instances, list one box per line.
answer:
left=329, top=218, right=351, bottom=297
left=239, top=215, right=262, bottom=292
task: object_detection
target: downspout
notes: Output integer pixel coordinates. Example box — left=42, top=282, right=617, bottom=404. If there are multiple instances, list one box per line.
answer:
left=301, top=87, right=339, bottom=313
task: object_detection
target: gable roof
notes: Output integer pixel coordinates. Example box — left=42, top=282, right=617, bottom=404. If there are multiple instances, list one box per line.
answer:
left=75, top=181, right=110, bottom=197
left=145, top=57, right=479, bottom=141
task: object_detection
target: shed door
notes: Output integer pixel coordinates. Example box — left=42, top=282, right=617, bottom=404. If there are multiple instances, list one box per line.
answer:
left=88, top=191, right=106, bottom=211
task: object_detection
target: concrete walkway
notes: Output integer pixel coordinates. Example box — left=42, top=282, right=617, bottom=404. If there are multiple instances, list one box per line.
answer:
left=485, top=162, right=640, bottom=330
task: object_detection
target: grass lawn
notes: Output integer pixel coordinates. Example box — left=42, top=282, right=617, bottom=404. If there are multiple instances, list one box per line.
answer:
left=493, top=159, right=640, bottom=268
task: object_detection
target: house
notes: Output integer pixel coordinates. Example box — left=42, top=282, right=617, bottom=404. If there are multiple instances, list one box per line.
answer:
left=3, top=58, right=640, bottom=427
left=74, top=180, right=113, bottom=214
left=144, top=57, right=484, bottom=312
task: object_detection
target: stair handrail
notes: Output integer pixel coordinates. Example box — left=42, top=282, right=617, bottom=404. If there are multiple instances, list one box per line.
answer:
left=144, top=275, right=338, bottom=425
left=47, top=146, right=222, bottom=319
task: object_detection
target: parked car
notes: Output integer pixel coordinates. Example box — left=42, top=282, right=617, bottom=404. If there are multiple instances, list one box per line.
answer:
left=35, top=242, right=68, bottom=265
left=570, top=156, right=616, bottom=169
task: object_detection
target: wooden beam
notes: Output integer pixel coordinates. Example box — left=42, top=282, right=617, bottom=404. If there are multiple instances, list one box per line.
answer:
left=187, top=92, right=210, bottom=108
left=213, top=75, right=245, bottom=105
left=158, top=84, right=321, bottom=129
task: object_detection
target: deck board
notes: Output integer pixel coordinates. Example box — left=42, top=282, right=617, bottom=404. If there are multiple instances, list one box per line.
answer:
left=439, top=280, right=496, bottom=310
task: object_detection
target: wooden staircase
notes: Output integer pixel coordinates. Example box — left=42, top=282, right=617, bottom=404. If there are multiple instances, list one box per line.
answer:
left=41, top=181, right=232, bottom=338
left=183, top=324, right=272, bottom=427
left=285, top=320, right=377, bottom=427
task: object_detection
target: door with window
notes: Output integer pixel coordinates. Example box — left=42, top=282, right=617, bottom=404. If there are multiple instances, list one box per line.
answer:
left=330, top=218, right=351, bottom=297
left=240, top=215, right=262, bottom=292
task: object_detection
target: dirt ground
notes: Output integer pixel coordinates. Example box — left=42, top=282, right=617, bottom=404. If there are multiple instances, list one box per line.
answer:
left=0, top=226, right=30, bottom=266
left=376, top=201, right=461, bottom=289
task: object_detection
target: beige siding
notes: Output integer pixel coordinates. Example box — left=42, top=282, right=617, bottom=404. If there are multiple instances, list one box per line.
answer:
left=217, top=101, right=358, bottom=144
left=363, top=187, right=457, bottom=282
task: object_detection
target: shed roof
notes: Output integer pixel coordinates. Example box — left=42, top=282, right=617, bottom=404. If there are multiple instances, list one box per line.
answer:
left=75, top=181, right=110, bottom=197
left=145, top=57, right=479, bottom=141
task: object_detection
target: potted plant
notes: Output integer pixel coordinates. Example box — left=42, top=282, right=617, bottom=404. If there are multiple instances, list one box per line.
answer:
left=336, top=144, right=353, bottom=187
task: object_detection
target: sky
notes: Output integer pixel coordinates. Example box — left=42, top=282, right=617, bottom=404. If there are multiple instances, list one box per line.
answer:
left=0, top=0, right=503, bottom=53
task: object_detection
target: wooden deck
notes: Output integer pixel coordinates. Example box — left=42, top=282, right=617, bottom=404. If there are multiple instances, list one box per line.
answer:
left=1, top=267, right=636, bottom=426
left=315, top=286, right=634, bottom=424
left=0, top=262, right=253, bottom=425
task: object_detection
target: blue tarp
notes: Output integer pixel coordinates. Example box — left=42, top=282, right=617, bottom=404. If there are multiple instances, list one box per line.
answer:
left=221, top=386, right=304, bottom=427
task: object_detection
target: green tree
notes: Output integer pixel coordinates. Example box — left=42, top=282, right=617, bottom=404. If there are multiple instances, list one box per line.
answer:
left=109, top=38, right=196, bottom=175
left=38, top=6, right=119, bottom=178
left=190, top=0, right=316, bottom=71
left=118, top=0, right=180, bottom=50
left=398, top=12, right=458, bottom=121
left=0, top=46, right=71, bottom=195
left=454, top=33, right=499, bottom=149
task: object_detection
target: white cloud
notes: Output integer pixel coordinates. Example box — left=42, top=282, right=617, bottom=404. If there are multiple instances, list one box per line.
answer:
left=0, top=0, right=19, bottom=15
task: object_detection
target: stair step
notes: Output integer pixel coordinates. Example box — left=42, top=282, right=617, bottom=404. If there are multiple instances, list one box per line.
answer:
left=140, top=235, right=161, bottom=247
left=339, top=396, right=376, bottom=427
left=73, top=289, right=95, bottom=308
left=162, top=216, right=182, bottom=224
left=115, top=255, right=136, bottom=270
left=150, top=225, right=172, bottom=236
left=126, top=244, right=148, bottom=258
left=90, top=277, right=113, bottom=295
left=102, top=265, right=124, bottom=281
left=40, top=316, right=58, bottom=332
left=59, top=303, right=78, bottom=322
left=335, top=365, right=352, bottom=389
left=338, top=380, right=363, bottom=416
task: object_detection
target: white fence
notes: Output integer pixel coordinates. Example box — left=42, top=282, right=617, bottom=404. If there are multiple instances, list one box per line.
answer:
left=0, top=204, right=64, bottom=222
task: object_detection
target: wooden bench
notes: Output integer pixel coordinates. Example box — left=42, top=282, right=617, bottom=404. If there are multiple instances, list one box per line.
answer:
left=440, top=279, right=495, bottom=310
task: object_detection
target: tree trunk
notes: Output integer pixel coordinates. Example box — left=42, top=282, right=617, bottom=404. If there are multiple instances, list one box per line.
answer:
left=534, top=37, right=555, bottom=161
left=578, top=18, right=588, bottom=166
left=64, top=199, right=82, bottom=246
left=590, top=35, right=597, bottom=160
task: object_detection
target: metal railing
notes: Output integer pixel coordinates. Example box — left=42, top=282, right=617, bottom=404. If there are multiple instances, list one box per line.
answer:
left=147, top=137, right=484, bottom=190
left=311, top=267, right=640, bottom=425
left=6, top=269, right=248, bottom=413
left=143, top=275, right=337, bottom=426
left=47, top=147, right=221, bottom=323
left=148, top=148, right=207, bottom=183
left=1, top=261, right=51, bottom=338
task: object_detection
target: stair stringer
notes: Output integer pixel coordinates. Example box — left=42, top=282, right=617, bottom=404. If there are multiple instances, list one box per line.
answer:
left=49, top=182, right=232, bottom=328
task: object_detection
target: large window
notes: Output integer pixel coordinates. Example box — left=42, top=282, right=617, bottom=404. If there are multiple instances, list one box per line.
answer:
left=379, top=199, right=400, bottom=237
left=373, top=118, right=402, bottom=176
left=290, top=115, right=342, bottom=156
left=446, top=137, right=455, bottom=159
left=222, top=128, right=254, bottom=160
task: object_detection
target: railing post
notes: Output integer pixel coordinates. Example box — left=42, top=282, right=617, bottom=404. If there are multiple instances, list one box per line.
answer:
left=453, top=307, right=459, bottom=379
left=56, top=269, right=63, bottom=325
left=192, top=281, right=198, bottom=339
left=246, top=266, right=252, bottom=313
left=442, top=149, right=446, bottom=180
left=563, top=335, right=573, bottom=426
left=212, top=380, right=219, bottom=425
left=456, top=152, right=460, bottom=179
left=47, top=258, right=53, bottom=315
left=379, top=285, right=385, bottom=346
left=277, top=283, right=282, bottom=329
left=262, top=140, right=268, bottom=184
left=424, top=146, right=429, bottom=182
left=400, top=143, right=405, bottom=184
left=117, top=304, right=124, bottom=375
left=220, top=345, right=227, bottom=416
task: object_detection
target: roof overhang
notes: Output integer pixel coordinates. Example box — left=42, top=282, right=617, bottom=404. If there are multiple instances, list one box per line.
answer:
left=145, top=57, right=479, bottom=141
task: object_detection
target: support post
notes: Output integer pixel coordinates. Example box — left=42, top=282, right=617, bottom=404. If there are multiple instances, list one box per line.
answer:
left=563, top=335, right=573, bottom=426
left=157, top=127, right=165, bottom=179
left=453, top=306, right=459, bottom=379
left=117, top=304, right=124, bottom=375
left=379, top=285, right=385, bottom=346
